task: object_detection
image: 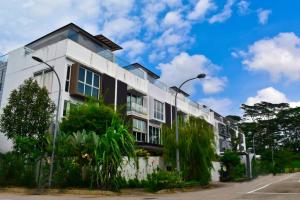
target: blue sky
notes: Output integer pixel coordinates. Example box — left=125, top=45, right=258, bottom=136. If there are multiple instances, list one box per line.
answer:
left=1, top=0, right=300, bottom=115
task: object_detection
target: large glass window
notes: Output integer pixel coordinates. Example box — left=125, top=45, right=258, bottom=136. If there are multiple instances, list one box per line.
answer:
left=149, top=126, right=161, bottom=144
left=77, top=66, right=100, bottom=99
left=132, top=118, right=147, bottom=142
left=154, top=100, right=164, bottom=121
left=65, top=65, right=71, bottom=92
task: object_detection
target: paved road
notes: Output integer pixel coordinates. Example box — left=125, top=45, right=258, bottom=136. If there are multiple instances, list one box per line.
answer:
left=0, top=173, right=299, bottom=200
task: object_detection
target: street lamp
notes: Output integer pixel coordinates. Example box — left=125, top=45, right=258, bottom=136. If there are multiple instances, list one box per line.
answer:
left=32, top=56, right=61, bottom=187
left=174, top=73, right=206, bottom=171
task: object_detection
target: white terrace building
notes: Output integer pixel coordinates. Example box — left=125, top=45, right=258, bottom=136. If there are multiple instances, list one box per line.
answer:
left=0, top=23, right=246, bottom=156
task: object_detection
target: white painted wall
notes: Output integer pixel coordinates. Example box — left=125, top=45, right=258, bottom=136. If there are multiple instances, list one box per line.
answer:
left=121, top=156, right=163, bottom=180
left=211, top=161, right=221, bottom=182
left=0, top=37, right=243, bottom=156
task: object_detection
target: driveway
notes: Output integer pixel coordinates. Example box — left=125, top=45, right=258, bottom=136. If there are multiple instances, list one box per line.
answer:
left=0, top=173, right=299, bottom=200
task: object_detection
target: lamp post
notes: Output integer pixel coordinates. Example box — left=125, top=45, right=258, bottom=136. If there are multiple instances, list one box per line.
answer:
left=174, top=73, right=206, bottom=171
left=32, top=56, right=61, bottom=187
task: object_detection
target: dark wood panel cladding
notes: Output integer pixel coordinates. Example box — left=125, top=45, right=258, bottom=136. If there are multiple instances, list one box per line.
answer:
left=165, top=103, right=171, bottom=126
left=172, top=105, right=176, bottom=125
left=117, top=80, right=127, bottom=115
left=69, top=63, right=83, bottom=98
left=101, top=74, right=115, bottom=105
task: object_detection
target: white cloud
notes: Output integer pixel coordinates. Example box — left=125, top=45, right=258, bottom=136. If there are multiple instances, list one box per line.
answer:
left=246, top=87, right=288, bottom=105
left=241, top=32, right=300, bottom=82
left=100, top=0, right=135, bottom=19
left=163, top=11, right=190, bottom=29
left=101, top=17, right=140, bottom=41
left=0, top=0, right=101, bottom=54
left=257, top=9, right=271, bottom=25
left=199, top=98, right=233, bottom=115
left=202, top=77, right=227, bottom=94
left=120, top=39, right=146, bottom=59
left=209, top=0, right=235, bottom=24
left=237, top=0, right=250, bottom=15
left=245, top=87, right=300, bottom=108
left=188, top=0, right=216, bottom=20
left=154, top=29, right=185, bottom=47
left=157, top=52, right=225, bottom=94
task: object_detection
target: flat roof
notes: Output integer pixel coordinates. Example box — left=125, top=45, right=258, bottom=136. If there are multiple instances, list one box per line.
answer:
left=170, top=86, right=190, bottom=97
left=94, top=35, right=122, bottom=51
left=126, top=63, right=160, bottom=79
left=26, top=23, right=122, bottom=52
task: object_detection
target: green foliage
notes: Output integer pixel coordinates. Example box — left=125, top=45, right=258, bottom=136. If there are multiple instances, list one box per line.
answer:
left=241, top=102, right=300, bottom=176
left=52, top=118, right=136, bottom=190
left=0, top=152, right=35, bottom=187
left=60, top=99, right=118, bottom=135
left=146, top=170, right=183, bottom=192
left=241, top=102, right=300, bottom=155
left=162, top=116, right=215, bottom=184
left=0, top=78, right=55, bottom=156
left=219, top=150, right=246, bottom=181
left=99, top=119, right=136, bottom=190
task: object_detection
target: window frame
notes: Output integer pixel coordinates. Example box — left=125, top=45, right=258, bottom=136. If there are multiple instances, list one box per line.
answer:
left=76, top=66, right=100, bottom=99
left=65, top=65, right=71, bottom=92
left=132, top=118, right=147, bottom=142
left=149, top=125, right=161, bottom=144
left=154, top=99, right=164, bottom=121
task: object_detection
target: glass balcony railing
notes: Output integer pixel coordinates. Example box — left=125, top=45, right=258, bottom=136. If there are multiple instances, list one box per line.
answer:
left=0, top=54, right=8, bottom=67
left=127, top=102, right=147, bottom=115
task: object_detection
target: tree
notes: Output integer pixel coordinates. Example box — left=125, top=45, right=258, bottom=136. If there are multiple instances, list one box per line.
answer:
left=60, top=99, right=118, bottom=135
left=0, top=78, right=55, bottom=155
left=276, top=107, right=300, bottom=152
left=240, top=102, right=289, bottom=154
left=162, top=116, right=215, bottom=184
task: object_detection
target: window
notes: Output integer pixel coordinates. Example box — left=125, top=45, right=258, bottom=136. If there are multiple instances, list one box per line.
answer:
left=77, top=66, right=100, bottom=99
left=0, top=69, right=5, bottom=91
left=65, top=65, right=71, bottom=92
left=34, top=69, right=53, bottom=92
left=149, top=126, right=161, bottom=144
left=63, top=100, right=75, bottom=116
left=132, top=118, right=147, bottom=142
left=154, top=100, right=164, bottom=121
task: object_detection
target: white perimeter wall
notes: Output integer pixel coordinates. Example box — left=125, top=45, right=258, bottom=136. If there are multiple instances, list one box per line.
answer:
left=121, top=156, right=164, bottom=180
left=211, top=161, right=221, bottom=182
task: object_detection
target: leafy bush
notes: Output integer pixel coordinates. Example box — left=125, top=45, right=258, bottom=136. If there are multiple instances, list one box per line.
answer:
left=162, top=116, right=215, bottom=184
left=0, top=152, right=35, bottom=187
left=60, top=99, right=118, bottom=135
left=146, top=170, right=183, bottom=192
left=51, top=118, right=136, bottom=191
left=219, top=150, right=246, bottom=181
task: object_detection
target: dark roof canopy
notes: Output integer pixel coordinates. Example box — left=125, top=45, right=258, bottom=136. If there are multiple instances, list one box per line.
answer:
left=126, top=63, right=160, bottom=79
left=94, top=34, right=122, bottom=51
left=170, top=86, right=190, bottom=97
left=26, top=23, right=122, bottom=52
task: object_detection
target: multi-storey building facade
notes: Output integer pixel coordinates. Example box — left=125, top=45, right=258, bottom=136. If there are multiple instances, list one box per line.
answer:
left=0, top=23, right=245, bottom=154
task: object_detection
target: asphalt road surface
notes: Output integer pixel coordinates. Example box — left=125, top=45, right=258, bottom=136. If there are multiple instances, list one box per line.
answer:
left=0, top=173, right=299, bottom=200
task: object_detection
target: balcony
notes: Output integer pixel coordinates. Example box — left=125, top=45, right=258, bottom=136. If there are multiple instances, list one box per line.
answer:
left=127, top=101, right=148, bottom=118
left=0, top=54, right=8, bottom=67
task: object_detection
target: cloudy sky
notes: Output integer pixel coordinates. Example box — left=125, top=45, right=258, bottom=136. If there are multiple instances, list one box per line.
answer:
left=1, top=0, right=300, bottom=116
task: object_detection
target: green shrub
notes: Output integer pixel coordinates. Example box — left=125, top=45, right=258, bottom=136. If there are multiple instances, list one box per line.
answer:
left=219, top=150, right=246, bottom=181
left=0, top=152, right=35, bottom=187
left=146, top=170, right=183, bottom=192
left=60, top=99, right=118, bottom=135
